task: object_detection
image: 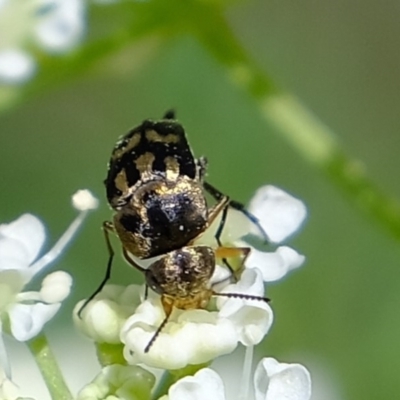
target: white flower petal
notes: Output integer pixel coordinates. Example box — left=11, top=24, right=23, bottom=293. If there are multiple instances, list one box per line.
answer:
left=121, top=299, right=239, bottom=370
left=245, top=245, right=305, bottom=282
left=168, top=368, right=226, bottom=400
left=75, top=300, right=128, bottom=344
left=0, top=49, right=36, bottom=84
left=254, top=358, right=312, bottom=400
left=217, top=269, right=273, bottom=345
left=8, top=302, right=60, bottom=341
left=0, top=239, right=31, bottom=272
left=0, top=214, right=45, bottom=270
left=248, top=186, right=307, bottom=243
left=74, top=285, right=141, bottom=344
left=35, top=0, right=85, bottom=52
left=40, top=271, right=72, bottom=303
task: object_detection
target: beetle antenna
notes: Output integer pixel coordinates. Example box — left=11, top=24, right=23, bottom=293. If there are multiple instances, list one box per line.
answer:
left=144, top=312, right=171, bottom=353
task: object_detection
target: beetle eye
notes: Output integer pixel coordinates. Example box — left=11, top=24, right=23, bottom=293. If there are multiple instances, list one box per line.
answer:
left=119, top=213, right=141, bottom=233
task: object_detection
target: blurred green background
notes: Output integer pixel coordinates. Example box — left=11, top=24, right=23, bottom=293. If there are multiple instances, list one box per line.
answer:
left=1, top=0, right=400, bottom=399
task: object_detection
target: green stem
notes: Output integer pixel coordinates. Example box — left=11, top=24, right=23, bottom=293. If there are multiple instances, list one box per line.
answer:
left=96, top=342, right=126, bottom=367
left=27, top=334, right=73, bottom=400
left=192, top=6, right=400, bottom=240
left=152, top=370, right=176, bottom=400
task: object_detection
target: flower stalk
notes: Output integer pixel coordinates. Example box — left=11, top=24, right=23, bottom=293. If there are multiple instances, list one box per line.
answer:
left=151, top=371, right=176, bottom=400
left=238, top=345, right=253, bottom=400
left=96, top=342, right=126, bottom=367
left=192, top=4, right=400, bottom=242
left=27, top=334, right=72, bottom=400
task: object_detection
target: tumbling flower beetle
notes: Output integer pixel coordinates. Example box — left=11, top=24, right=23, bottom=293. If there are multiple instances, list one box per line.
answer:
left=78, top=111, right=268, bottom=317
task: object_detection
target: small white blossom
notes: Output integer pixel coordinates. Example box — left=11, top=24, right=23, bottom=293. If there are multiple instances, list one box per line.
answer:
left=161, top=368, right=226, bottom=400
left=0, top=190, right=97, bottom=378
left=0, top=49, right=35, bottom=84
left=197, top=185, right=306, bottom=283
left=72, top=189, right=99, bottom=211
left=122, top=299, right=239, bottom=370
left=74, top=284, right=142, bottom=344
left=248, top=185, right=307, bottom=243
left=216, top=269, right=273, bottom=346
left=34, top=0, right=86, bottom=52
left=76, top=364, right=155, bottom=400
left=254, top=358, right=312, bottom=400
left=0, top=0, right=86, bottom=84
left=243, top=245, right=305, bottom=282
left=160, top=358, right=311, bottom=400
left=39, top=270, right=72, bottom=303
left=120, top=269, right=272, bottom=370
left=228, top=185, right=306, bottom=282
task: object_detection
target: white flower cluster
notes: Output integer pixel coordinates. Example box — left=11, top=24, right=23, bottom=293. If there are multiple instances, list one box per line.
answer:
left=77, top=356, right=311, bottom=400
left=75, top=185, right=311, bottom=400
left=0, top=189, right=97, bottom=394
left=0, top=0, right=85, bottom=84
